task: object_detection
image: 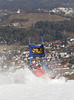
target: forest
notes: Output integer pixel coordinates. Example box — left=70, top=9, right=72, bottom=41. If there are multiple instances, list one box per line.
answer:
left=0, top=20, right=74, bottom=45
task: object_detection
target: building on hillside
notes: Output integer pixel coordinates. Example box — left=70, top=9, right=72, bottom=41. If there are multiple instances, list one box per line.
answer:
left=17, top=9, right=20, bottom=14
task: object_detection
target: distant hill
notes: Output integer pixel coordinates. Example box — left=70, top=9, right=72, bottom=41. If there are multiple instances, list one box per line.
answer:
left=5, top=13, right=69, bottom=28
left=0, top=0, right=74, bottom=11
left=0, top=12, right=73, bottom=45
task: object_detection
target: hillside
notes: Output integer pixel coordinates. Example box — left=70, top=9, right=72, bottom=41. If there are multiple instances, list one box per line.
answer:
left=0, top=12, right=73, bottom=45
left=6, top=13, right=69, bottom=28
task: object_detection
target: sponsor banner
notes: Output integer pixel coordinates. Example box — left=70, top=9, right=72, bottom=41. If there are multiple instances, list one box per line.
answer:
left=29, top=44, right=45, bottom=57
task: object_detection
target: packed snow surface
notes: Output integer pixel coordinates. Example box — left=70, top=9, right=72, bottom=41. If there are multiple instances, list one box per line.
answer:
left=0, top=68, right=74, bottom=100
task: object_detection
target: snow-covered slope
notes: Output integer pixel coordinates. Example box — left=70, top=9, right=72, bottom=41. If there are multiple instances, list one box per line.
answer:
left=0, top=68, right=74, bottom=100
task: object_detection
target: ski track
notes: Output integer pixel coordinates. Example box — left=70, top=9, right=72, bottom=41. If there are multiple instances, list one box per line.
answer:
left=0, top=68, right=74, bottom=100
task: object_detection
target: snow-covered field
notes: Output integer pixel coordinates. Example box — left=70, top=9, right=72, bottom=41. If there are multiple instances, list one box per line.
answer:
left=0, top=68, right=74, bottom=100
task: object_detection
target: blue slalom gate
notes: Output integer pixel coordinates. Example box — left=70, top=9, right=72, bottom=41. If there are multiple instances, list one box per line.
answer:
left=29, top=36, right=48, bottom=72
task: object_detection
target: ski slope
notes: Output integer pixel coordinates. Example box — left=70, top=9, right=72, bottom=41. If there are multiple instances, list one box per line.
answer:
left=0, top=68, right=74, bottom=100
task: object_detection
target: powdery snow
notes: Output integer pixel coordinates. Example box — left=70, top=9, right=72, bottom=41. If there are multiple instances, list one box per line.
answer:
left=0, top=68, right=74, bottom=100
